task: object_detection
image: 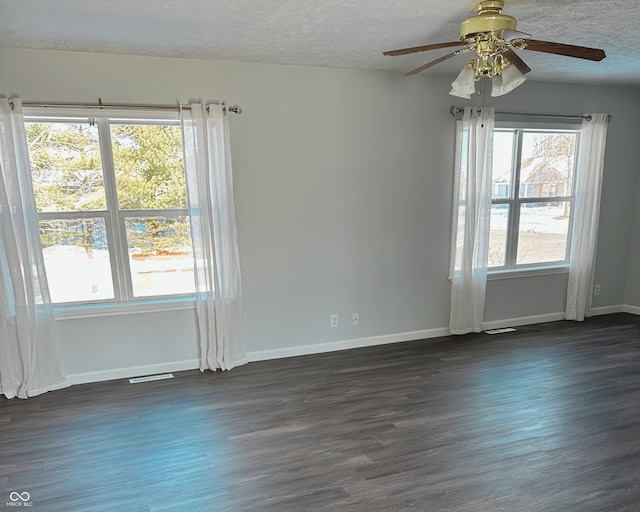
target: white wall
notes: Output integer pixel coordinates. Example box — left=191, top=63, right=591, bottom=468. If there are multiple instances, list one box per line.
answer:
left=1, top=48, right=639, bottom=382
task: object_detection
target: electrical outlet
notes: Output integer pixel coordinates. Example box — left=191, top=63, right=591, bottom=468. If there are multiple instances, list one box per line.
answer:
left=330, top=314, right=339, bottom=328
left=351, top=312, right=359, bottom=325
left=594, top=284, right=601, bottom=296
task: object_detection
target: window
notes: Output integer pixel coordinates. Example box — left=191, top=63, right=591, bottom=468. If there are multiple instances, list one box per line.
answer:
left=24, top=109, right=195, bottom=304
left=488, top=126, right=579, bottom=271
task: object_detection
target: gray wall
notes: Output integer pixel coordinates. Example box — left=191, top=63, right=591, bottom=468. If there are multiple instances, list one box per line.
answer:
left=479, top=83, right=640, bottom=314
left=625, top=173, right=640, bottom=308
left=1, top=48, right=639, bottom=381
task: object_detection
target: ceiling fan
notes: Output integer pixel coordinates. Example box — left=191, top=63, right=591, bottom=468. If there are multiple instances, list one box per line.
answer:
left=383, top=0, right=606, bottom=97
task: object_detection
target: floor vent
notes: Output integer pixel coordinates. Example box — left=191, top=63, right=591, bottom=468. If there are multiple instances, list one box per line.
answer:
left=129, top=373, right=174, bottom=384
left=485, top=327, right=517, bottom=335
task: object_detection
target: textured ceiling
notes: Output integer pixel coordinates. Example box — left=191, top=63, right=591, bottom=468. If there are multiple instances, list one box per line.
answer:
left=1, top=0, right=639, bottom=85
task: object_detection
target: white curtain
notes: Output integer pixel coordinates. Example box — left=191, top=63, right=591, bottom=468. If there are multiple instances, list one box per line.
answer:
left=0, top=98, right=69, bottom=399
left=181, top=104, right=247, bottom=371
left=565, top=113, right=609, bottom=321
left=450, top=107, right=494, bottom=334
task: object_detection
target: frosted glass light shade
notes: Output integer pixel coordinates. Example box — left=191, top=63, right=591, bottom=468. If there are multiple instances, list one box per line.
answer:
left=450, top=67, right=476, bottom=98
left=491, top=64, right=526, bottom=97
left=449, top=88, right=472, bottom=99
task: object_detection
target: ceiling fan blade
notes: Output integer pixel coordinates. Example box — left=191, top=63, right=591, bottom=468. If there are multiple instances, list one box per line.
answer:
left=403, top=51, right=459, bottom=76
left=500, top=28, right=532, bottom=39
left=503, top=48, right=531, bottom=74
left=522, top=39, right=606, bottom=61
left=384, top=41, right=466, bottom=57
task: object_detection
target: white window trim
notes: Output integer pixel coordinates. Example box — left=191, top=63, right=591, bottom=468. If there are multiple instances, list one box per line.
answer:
left=24, top=106, right=196, bottom=309
left=54, top=297, right=196, bottom=320
left=487, top=265, right=569, bottom=281
left=488, top=123, right=580, bottom=274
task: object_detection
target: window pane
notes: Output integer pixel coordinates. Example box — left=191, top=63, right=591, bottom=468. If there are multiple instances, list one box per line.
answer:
left=520, top=132, right=576, bottom=199
left=26, top=122, right=106, bottom=212
left=492, top=131, right=515, bottom=199
left=40, top=218, right=114, bottom=303
left=489, top=204, right=509, bottom=267
left=112, top=124, right=187, bottom=209
left=125, top=216, right=195, bottom=297
left=517, top=202, right=571, bottom=265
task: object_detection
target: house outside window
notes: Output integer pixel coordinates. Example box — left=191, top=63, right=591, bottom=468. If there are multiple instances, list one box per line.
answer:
left=488, top=126, right=579, bottom=271
left=24, top=107, right=195, bottom=305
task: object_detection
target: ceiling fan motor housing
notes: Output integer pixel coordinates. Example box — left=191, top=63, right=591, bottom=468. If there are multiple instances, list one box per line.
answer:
left=460, top=0, right=517, bottom=39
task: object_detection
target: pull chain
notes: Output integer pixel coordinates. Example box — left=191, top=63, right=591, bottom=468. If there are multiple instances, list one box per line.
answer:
left=480, top=78, right=487, bottom=127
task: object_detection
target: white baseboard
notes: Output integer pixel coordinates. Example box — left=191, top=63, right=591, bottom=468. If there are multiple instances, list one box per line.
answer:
left=66, top=359, right=200, bottom=385
left=591, top=304, right=625, bottom=316
left=66, top=306, right=640, bottom=385
left=482, top=312, right=566, bottom=331
left=67, top=329, right=452, bottom=384
left=623, top=304, right=640, bottom=315
left=482, top=305, right=632, bottom=331
left=247, top=327, right=451, bottom=362
left=251, top=306, right=640, bottom=363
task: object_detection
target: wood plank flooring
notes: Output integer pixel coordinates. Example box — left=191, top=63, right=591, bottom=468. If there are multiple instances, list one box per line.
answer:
left=2, top=313, right=640, bottom=511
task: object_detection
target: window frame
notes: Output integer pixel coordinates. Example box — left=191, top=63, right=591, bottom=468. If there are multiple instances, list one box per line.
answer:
left=487, top=121, right=580, bottom=275
left=24, top=107, right=196, bottom=309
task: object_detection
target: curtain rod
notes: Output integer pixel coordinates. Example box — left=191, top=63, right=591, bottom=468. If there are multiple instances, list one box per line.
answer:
left=9, top=98, right=242, bottom=114
left=450, top=106, right=591, bottom=122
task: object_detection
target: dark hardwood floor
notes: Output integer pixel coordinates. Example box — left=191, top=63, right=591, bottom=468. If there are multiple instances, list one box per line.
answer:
left=2, top=313, right=640, bottom=511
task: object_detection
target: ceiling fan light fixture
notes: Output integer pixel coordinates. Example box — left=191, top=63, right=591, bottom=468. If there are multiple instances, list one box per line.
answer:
left=450, top=65, right=477, bottom=98
left=449, top=88, right=473, bottom=99
left=491, top=62, right=526, bottom=96
left=383, top=0, right=606, bottom=94
left=460, top=0, right=517, bottom=39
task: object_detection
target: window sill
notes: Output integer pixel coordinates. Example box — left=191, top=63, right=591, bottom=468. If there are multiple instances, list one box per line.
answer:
left=487, top=266, right=569, bottom=281
left=54, top=297, right=196, bottom=320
